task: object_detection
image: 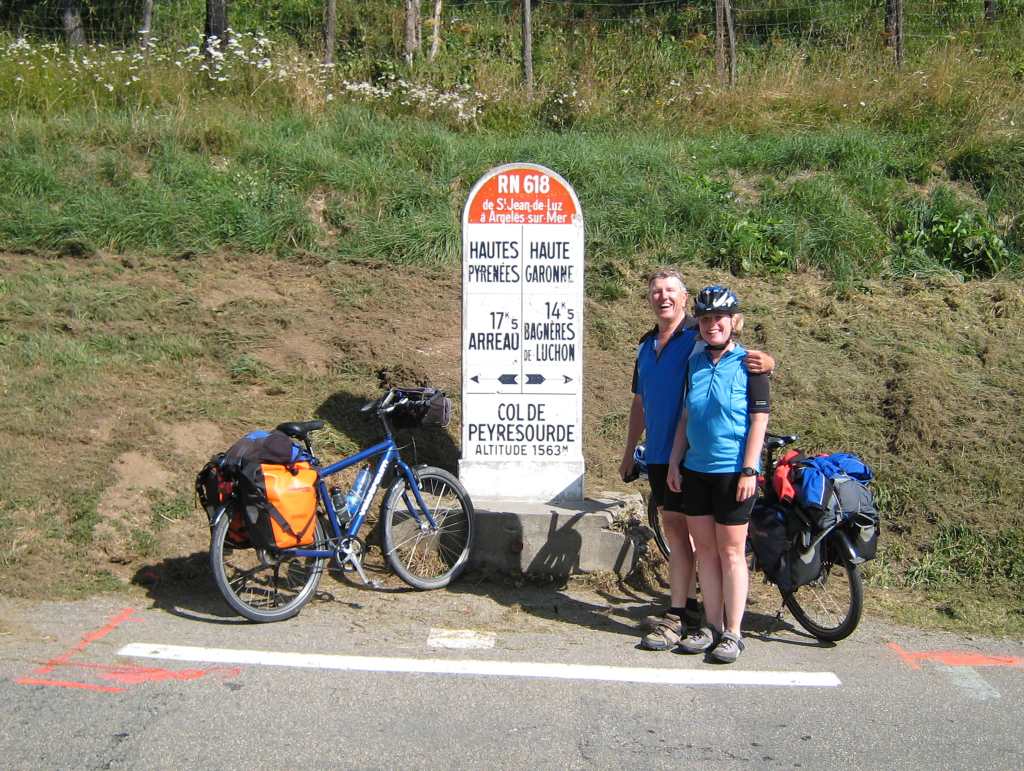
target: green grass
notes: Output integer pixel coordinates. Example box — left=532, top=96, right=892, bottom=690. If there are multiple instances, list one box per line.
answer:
left=0, top=102, right=1019, bottom=289
left=2, top=4, right=1024, bottom=631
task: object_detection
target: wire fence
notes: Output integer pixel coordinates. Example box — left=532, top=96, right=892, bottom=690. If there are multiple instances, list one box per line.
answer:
left=3, top=0, right=1023, bottom=77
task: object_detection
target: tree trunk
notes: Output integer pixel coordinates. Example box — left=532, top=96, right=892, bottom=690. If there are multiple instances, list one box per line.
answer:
left=140, top=0, right=154, bottom=49
left=404, top=0, right=421, bottom=65
left=429, top=0, right=442, bottom=62
left=204, top=0, right=229, bottom=58
left=61, top=0, right=85, bottom=47
left=984, top=0, right=998, bottom=22
left=324, top=0, right=337, bottom=65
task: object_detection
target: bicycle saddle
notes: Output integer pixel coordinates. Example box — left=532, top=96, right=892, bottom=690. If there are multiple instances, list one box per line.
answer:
left=275, top=420, right=325, bottom=440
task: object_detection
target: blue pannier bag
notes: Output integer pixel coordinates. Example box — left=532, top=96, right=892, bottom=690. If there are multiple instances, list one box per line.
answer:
left=797, top=453, right=873, bottom=511
left=795, top=453, right=880, bottom=560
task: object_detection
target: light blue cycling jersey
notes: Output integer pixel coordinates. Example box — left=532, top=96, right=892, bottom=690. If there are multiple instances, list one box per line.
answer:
left=683, top=343, right=759, bottom=474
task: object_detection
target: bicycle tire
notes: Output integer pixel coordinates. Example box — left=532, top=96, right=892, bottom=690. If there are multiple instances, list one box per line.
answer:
left=210, top=511, right=326, bottom=623
left=647, top=495, right=671, bottom=560
left=381, top=466, right=474, bottom=590
left=782, top=559, right=864, bottom=642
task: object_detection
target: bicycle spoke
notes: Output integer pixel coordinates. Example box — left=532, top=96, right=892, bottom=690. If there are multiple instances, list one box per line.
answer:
left=382, top=467, right=474, bottom=589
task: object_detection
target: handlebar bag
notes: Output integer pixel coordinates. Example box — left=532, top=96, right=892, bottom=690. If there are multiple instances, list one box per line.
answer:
left=390, top=388, right=452, bottom=429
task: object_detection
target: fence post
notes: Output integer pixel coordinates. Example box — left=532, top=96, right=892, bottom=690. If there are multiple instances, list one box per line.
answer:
left=429, top=0, right=443, bottom=61
left=523, top=0, right=534, bottom=98
left=887, top=0, right=904, bottom=68
left=404, top=0, right=421, bottom=65
left=323, top=0, right=337, bottom=65
left=984, top=1, right=998, bottom=22
left=140, top=0, right=154, bottom=50
left=893, top=0, right=903, bottom=69
left=715, top=0, right=736, bottom=87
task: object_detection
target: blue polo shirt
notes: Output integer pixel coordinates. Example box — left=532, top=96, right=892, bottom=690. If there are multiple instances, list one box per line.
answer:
left=684, top=343, right=770, bottom=473
left=631, top=323, right=700, bottom=464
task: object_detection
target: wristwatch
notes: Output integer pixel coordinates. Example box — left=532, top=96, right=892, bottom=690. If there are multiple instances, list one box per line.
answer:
left=740, top=467, right=757, bottom=477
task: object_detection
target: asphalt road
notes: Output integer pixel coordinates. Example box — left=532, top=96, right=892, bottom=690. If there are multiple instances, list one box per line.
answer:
left=2, top=573, right=1022, bottom=770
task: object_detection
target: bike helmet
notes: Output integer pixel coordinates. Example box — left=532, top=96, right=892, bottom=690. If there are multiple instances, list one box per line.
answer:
left=693, top=285, right=740, bottom=316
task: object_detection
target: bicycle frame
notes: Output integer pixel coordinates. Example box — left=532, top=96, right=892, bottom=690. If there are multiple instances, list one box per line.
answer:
left=286, top=436, right=438, bottom=561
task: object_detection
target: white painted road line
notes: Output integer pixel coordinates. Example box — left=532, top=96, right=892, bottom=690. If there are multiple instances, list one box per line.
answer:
left=427, top=628, right=497, bottom=650
left=937, top=664, right=1001, bottom=701
left=118, top=643, right=841, bottom=688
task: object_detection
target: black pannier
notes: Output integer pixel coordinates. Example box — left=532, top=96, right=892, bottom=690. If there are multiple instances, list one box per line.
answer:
left=749, top=504, right=822, bottom=594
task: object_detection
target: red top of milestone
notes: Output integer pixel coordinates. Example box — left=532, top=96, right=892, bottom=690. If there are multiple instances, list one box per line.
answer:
left=465, top=166, right=578, bottom=225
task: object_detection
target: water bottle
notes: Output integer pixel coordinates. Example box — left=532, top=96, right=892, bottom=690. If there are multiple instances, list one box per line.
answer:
left=330, top=486, right=348, bottom=523
left=345, top=465, right=372, bottom=517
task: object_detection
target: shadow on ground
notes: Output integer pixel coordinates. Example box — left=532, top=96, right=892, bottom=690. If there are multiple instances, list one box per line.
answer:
left=131, top=552, right=245, bottom=624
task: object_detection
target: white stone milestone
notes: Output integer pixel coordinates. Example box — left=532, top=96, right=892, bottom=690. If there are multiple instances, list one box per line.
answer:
left=459, top=163, right=585, bottom=502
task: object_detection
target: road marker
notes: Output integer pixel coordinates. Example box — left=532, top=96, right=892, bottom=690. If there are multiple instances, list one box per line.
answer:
left=119, top=643, right=841, bottom=688
left=427, top=628, right=497, bottom=650
left=936, top=664, right=1001, bottom=702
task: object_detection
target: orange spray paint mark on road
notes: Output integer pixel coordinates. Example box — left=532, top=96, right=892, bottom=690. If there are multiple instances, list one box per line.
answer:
left=15, top=677, right=126, bottom=693
left=14, top=607, right=240, bottom=692
left=31, top=606, right=139, bottom=676
left=888, top=642, right=1024, bottom=671
left=86, top=663, right=241, bottom=686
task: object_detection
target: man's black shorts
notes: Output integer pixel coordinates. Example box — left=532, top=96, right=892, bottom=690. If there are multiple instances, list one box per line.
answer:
left=680, top=467, right=756, bottom=526
left=647, top=464, right=686, bottom=513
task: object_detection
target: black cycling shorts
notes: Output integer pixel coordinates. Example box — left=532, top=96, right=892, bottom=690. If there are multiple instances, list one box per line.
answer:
left=680, top=467, right=756, bottom=526
left=646, top=464, right=686, bottom=514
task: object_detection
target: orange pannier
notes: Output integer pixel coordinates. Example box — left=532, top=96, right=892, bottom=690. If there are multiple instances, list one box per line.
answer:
left=261, top=462, right=319, bottom=548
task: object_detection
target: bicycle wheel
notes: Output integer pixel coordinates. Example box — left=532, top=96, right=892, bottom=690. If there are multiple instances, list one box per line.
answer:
left=647, top=495, right=671, bottom=560
left=381, top=466, right=474, bottom=590
left=782, top=559, right=864, bottom=642
left=210, top=510, right=326, bottom=623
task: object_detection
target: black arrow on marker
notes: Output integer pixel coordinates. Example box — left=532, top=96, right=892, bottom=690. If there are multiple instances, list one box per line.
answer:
left=563, top=375, right=573, bottom=384
left=470, top=374, right=520, bottom=385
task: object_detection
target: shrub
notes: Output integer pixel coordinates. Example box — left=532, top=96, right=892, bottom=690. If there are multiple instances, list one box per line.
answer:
left=892, top=186, right=1014, bottom=277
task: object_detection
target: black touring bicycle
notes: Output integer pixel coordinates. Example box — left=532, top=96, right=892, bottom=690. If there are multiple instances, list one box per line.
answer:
left=635, top=433, right=880, bottom=642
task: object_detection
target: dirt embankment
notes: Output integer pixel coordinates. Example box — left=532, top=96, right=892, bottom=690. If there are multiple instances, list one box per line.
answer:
left=1, top=253, right=1022, bottom=631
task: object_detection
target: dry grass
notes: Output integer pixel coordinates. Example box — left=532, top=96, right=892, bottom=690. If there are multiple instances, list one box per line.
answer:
left=3, top=251, right=1022, bottom=633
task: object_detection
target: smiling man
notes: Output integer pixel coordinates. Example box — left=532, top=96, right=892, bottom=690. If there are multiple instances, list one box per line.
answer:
left=619, top=269, right=775, bottom=651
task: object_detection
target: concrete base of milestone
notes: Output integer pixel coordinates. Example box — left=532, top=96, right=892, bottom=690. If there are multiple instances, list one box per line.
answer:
left=469, top=492, right=645, bottom=578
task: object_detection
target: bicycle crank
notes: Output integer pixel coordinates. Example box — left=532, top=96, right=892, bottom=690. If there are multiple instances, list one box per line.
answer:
left=334, top=537, right=380, bottom=589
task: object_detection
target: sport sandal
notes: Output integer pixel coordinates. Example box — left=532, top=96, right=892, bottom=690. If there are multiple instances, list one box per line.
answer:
left=640, top=613, right=683, bottom=651
left=677, top=625, right=717, bottom=654
left=709, top=631, right=745, bottom=663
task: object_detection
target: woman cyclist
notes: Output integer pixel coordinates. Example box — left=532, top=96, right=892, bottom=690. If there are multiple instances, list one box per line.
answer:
left=620, top=270, right=774, bottom=652
left=667, top=285, right=770, bottom=663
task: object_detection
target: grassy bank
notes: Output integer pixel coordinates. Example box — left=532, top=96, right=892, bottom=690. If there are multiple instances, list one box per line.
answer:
left=1, top=99, right=1021, bottom=292
left=2, top=251, right=1023, bottom=635
left=1, top=14, right=1024, bottom=634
